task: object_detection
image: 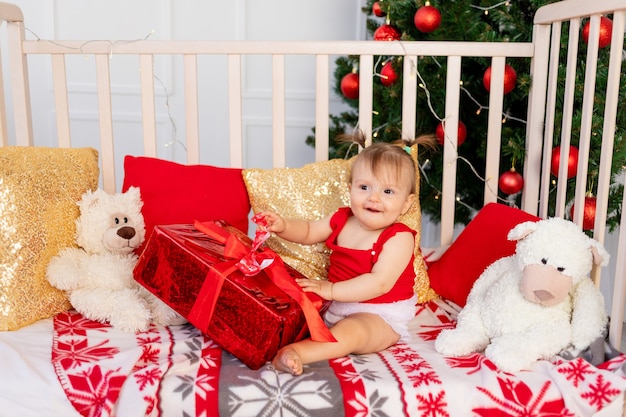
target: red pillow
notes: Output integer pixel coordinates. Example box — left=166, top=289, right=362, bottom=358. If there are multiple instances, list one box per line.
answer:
left=427, top=203, right=540, bottom=307
left=122, top=156, right=251, bottom=249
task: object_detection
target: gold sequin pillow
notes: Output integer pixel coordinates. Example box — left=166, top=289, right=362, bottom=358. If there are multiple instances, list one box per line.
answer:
left=0, top=146, right=99, bottom=330
left=243, top=159, right=352, bottom=282
left=243, top=149, right=436, bottom=303
left=402, top=145, right=437, bottom=303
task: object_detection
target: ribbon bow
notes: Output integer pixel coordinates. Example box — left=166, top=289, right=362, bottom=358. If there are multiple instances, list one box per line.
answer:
left=189, top=219, right=336, bottom=343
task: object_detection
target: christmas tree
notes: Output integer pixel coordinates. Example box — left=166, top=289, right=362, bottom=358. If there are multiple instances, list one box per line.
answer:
left=306, top=0, right=625, bottom=230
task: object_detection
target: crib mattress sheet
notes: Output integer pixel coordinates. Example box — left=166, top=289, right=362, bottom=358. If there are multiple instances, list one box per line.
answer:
left=1, top=299, right=625, bottom=417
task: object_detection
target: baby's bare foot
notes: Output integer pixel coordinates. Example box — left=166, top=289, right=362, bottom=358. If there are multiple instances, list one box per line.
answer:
left=272, top=347, right=304, bottom=376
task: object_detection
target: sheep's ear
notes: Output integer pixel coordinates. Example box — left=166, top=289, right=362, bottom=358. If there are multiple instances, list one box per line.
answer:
left=589, top=239, right=610, bottom=267
left=507, top=220, right=538, bottom=241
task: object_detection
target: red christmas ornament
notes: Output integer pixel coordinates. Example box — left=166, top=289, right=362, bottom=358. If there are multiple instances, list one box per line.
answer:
left=380, top=61, right=398, bottom=86
left=435, top=120, right=467, bottom=146
left=340, top=72, right=359, bottom=100
left=483, top=64, right=517, bottom=94
left=372, top=1, right=386, bottom=17
left=414, top=4, right=441, bottom=33
left=499, top=168, right=524, bottom=195
left=570, top=195, right=597, bottom=230
left=550, top=145, right=579, bottom=179
left=582, top=17, right=613, bottom=49
left=373, top=24, right=401, bottom=41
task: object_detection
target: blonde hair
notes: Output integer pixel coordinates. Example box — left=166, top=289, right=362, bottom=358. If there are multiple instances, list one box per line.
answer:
left=336, top=131, right=436, bottom=195
left=350, top=142, right=417, bottom=194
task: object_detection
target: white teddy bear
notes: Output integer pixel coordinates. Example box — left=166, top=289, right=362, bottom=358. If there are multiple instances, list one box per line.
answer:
left=435, top=217, right=609, bottom=373
left=47, top=186, right=185, bottom=332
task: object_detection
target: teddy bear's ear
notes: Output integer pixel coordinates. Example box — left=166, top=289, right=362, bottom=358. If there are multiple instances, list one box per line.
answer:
left=124, top=186, right=143, bottom=208
left=507, top=220, right=538, bottom=241
left=589, top=239, right=610, bottom=267
left=79, top=188, right=104, bottom=210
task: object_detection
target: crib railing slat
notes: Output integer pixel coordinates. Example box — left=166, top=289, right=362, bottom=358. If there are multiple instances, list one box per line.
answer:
left=359, top=54, right=374, bottom=148
left=314, top=54, right=329, bottom=162
left=483, top=57, right=505, bottom=205
left=593, top=10, right=626, bottom=246
left=272, top=54, right=286, bottom=168
left=537, top=21, right=561, bottom=218
left=401, top=56, right=418, bottom=142
left=589, top=11, right=626, bottom=291
left=572, top=15, right=600, bottom=230
left=184, top=54, right=200, bottom=165
left=609, top=172, right=626, bottom=349
left=0, top=4, right=19, bottom=146
left=523, top=23, right=550, bottom=216
left=51, top=54, right=70, bottom=148
left=7, top=18, right=32, bottom=146
left=440, top=55, right=462, bottom=246
left=139, top=54, right=157, bottom=157
left=227, top=54, right=243, bottom=168
left=554, top=18, right=581, bottom=218
left=0, top=41, right=7, bottom=146
left=95, top=54, right=116, bottom=193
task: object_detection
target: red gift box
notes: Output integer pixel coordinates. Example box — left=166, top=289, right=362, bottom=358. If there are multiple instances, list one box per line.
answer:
left=134, top=221, right=334, bottom=370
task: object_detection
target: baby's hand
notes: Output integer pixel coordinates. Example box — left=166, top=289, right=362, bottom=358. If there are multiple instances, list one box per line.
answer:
left=296, top=278, right=334, bottom=300
left=256, top=211, right=286, bottom=234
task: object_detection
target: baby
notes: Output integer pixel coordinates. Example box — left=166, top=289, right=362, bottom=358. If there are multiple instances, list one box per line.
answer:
left=258, top=141, right=420, bottom=375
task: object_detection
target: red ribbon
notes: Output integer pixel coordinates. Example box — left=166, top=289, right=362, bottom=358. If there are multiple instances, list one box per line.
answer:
left=189, top=220, right=336, bottom=343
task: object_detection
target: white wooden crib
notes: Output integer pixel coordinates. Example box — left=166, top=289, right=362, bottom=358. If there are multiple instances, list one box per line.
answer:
left=1, top=1, right=625, bottom=416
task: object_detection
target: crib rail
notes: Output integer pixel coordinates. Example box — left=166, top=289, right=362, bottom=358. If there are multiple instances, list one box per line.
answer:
left=528, top=0, right=626, bottom=349
left=5, top=38, right=534, bottom=197
left=0, top=1, right=624, bottom=348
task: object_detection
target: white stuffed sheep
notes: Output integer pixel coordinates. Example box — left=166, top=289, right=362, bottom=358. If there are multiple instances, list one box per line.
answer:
left=435, top=217, right=609, bottom=373
left=47, top=187, right=185, bottom=332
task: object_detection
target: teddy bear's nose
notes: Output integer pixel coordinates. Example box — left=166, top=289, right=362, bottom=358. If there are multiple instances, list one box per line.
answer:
left=534, top=290, right=554, bottom=302
left=117, top=226, right=136, bottom=240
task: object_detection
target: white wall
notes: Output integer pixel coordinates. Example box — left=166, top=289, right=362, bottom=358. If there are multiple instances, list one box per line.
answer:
left=2, top=0, right=365, bottom=172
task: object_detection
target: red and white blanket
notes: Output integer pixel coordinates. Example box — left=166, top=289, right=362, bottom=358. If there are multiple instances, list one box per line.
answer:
left=50, top=300, right=626, bottom=416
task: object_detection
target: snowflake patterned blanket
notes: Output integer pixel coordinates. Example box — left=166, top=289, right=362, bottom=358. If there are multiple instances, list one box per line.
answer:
left=46, top=300, right=626, bottom=417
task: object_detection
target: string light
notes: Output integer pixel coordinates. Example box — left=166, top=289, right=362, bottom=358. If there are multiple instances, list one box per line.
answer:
left=460, top=87, right=525, bottom=125
left=153, top=73, right=184, bottom=151
left=24, top=26, right=184, bottom=153
left=373, top=56, right=387, bottom=80
left=25, top=21, right=527, bottom=211
left=362, top=43, right=529, bottom=208
left=470, top=1, right=511, bottom=16
left=26, top=27, right=155, bottom=58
